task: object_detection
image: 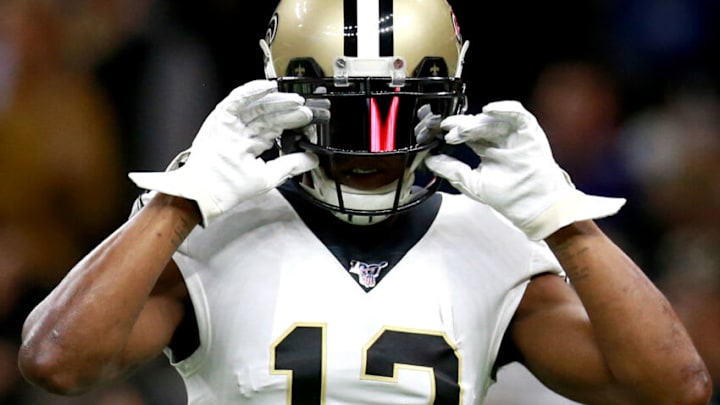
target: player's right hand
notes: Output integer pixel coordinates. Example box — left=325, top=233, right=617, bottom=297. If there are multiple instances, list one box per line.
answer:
left=128, top=79, right=318, bottom=227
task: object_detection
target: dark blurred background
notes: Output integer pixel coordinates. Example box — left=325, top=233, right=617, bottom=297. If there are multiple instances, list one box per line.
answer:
left=1, top=0, right=718, bottom=403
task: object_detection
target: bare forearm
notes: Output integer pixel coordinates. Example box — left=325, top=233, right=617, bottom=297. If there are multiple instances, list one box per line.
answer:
left=546, top=221, right=711, bottom=403
left=19, top=194, right=200, bottom=392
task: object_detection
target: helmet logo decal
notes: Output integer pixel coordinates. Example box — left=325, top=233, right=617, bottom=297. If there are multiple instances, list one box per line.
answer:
left=349, top=260, right=389, bottom=289
left=369, top=93, right=400, bottom=151
left=265, top=12, right=279, bottom=46
left=294, top=65, right=305, bottom=76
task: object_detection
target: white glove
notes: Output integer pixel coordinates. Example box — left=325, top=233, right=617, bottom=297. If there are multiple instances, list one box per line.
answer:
left=128, top=80, right=318, bottom=227
left=414, top=104, right=442, bottom=145
left=424, top=101, right=625, bottom=240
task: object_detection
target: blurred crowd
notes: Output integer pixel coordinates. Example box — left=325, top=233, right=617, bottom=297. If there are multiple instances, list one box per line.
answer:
left=0, top=0, right=718, bottom=404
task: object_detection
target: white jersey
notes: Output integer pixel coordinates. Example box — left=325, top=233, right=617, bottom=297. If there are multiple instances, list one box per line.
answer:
left=157, top=185, right=563, bottom=405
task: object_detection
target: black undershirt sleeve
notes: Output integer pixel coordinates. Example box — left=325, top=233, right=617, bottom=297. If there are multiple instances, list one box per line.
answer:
left=167, top=295, right=200, bottom=363
left=491, top=321, right=524, bottom=380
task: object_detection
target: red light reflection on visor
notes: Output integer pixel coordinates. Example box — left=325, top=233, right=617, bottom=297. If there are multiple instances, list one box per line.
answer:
left=369, top=94, right=400, bottom=152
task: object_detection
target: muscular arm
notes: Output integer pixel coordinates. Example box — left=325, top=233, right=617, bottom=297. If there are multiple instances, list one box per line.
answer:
left=18, top=193, right=201, bottom=395
left=510, top=220, right=712, bottom=405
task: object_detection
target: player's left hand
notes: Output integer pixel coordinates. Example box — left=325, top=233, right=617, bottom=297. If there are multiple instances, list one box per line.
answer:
left=424, top=100, right=625, bottom=240
left=414, top=104, right=442, bottom=145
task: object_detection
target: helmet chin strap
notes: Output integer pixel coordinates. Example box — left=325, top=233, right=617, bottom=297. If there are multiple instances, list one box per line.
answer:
left=259, top=39, right=277, bottom=79
left=301, top=167, right=416, bottom=225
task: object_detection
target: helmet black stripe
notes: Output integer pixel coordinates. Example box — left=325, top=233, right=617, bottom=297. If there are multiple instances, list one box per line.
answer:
left=344, top=0, right=358, bottom=57
left=379, top=0, right=394, bottom=57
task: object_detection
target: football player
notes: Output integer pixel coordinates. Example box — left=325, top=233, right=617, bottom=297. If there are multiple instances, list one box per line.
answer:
left=19, top=0, right=711, bottom=404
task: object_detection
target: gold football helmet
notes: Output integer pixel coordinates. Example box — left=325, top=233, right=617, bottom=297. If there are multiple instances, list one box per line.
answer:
left=261, top=0, right=469, bottom=224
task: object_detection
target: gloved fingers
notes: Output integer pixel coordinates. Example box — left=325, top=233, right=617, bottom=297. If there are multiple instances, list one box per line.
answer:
left=239, top=131, right=279, bottom=156
left=481, top=100, right=529, bottom=115
left=417, top=104, right=433, bottom=120
left=264, top=152, right=319, bottom=185
left=195, top=106, right=313, bottom=158
left=414, top=104, right=442, bottom=145
left=424, top=153, right=472, bottom=182
left=481, top=100, right=544, bottom=137
left=305, top=98, right=331, bottom=109
left=305, top=98, right=331, bottom=124
left=424, top=154, right=484, bottom=201
left=246, top=106, right=314, bottom=137
left=238, top=92, right=307, bottom=124
left=441, top=114, right=512, bottom=145
left=482, top=102, right=556, bottom=158
left=220, top=80, right=279, bottom=114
